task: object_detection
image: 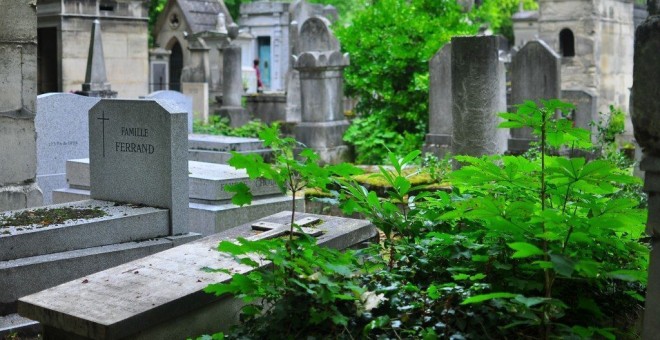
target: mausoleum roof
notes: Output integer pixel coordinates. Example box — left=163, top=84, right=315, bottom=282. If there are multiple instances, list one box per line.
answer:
left=178, top=0, right=234, bottom=33
left=512, top=10, right=539, bottom=22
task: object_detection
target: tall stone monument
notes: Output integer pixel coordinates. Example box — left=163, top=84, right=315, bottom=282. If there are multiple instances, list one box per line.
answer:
left=632, top=7, right=660, bottom=338
left=424, top=43, right=452, bottom=157
left=293, top=17, right=350, bottom=164
left=219, top=25, right=248, bottom=127
left=0, top=0, right=43, bottom=211
left=451, top=35, right=508, bottom=161
left=181, top=36, right=210, bottom=124
left=76, top=20, right=118, bottom=98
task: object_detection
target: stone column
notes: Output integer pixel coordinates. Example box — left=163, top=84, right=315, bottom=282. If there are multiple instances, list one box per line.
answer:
left=181, top=36, right=210, bottom=124
left=632, top=13, right=660, bottom=339
left=219, top=44, right=248, bottom=127
left=294, top=51, right=350, bottom=164
left=424, top=43, right=452, bottom=157
left=451, top=35, right=508, bottom=161
left=0, top=0, right=43, bottom=211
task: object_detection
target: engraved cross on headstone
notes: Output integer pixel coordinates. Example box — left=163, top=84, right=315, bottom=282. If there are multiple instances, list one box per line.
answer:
left=249, top=216, right=323, bottom=241
left=97, top=111, right=109, bottom=157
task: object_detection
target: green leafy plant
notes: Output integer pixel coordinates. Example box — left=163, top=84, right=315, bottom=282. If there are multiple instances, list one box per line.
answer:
left=336, top=0, right=478, bottom=164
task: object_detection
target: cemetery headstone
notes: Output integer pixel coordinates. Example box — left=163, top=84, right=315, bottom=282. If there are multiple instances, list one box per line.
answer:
left=561, top=89, right=598, bottom=133
left=294, top=17, right=350, bottom=164
left=144, top=90, right=193, bottom=134
left=89, top=99, right=189, bottom=235
left=424, top=43, right=452, bottom=157
left=508, top=40, right=561, bottom=153
left=632, top=13, right=660, bottom=338
left=35, top=93, right=100, bottom=204
left=451, top=35, right=508, bottom=160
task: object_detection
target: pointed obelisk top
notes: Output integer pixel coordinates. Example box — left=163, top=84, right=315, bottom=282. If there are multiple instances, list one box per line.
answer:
left=78, top=19, right=117, bottom=98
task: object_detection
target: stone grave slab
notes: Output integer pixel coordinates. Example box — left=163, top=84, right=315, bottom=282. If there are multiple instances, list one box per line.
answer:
left=89, top=99, right=188, bottom=235
left=0, top=200, right=168, bottom=262
left=143, top=90, right=194, bottom=134
left=52, top=159, right=302, bottom=235
left=188, top=134, right=272, bottom=164
left=35, top=93, right=101, bottom=205
left=18, top=211, right=378, bottom=340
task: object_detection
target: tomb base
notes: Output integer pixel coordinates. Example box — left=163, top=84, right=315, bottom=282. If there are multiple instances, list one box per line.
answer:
left=423, top=133, right=452, bottom=158
left=218, top=106, right=249, bottom=127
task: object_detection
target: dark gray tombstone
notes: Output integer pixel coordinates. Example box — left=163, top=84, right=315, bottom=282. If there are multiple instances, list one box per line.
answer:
left=632, top=13, right=660, bottom=338
left=298, top=16, right=339, bottom=52
left=424, top=43, right=452, bottom=157
left=508, top=40, right=561, bottom=153
left=451, top=35, right=508, bottom=160
left=561, top=89, right=598, bottom=131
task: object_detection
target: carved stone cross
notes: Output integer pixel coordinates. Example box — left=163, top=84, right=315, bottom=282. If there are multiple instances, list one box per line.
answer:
left=249, top=216, right=323, bottom=240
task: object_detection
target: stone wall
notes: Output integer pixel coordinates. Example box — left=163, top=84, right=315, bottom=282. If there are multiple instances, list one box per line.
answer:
left=0, top=0, right=43, bottom=211
left=537, top=0, right=634, bottom=130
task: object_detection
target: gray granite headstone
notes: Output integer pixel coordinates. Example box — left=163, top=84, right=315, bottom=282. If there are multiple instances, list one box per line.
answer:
left=509, top=40, right=561, bottom=152
left=76, top=20, right=117, bottom=98
left=89, top=99, right=188, bottom=235
left=632, top=14, right=660, bottom=338
left=425, top=43, right=452, bottom=155
left=144, top=90, right=193, bottom=134
left=298, top=16, right=339, bottom=52
left=35, top=93, right=101, bottom=204
left=451, top=35, right=508, bottom=159
left=561, top=89, right=597, bottom=131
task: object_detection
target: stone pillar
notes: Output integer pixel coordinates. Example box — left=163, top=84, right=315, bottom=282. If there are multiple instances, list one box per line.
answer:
left=181, top=35, right=210, bottom=124
left=0, top=0, right=43, bottom=211
left=632, top=13, right=660, bottom=339
left=294, top=51, right=351, bottom=164
left=451, top=35, right=508, bottom=161
left=219, top=45, right=248, bottom=127
left=76, top=20, right=117, bottom=98
left=424, top=43, right=452, bottom=157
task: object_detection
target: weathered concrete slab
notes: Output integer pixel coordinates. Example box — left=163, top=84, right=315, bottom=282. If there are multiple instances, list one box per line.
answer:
left=0, top=200, right=169, bottom=261
left=1, top=234, right=200, bottom=314
left=18, top=212, right=378, bottom=339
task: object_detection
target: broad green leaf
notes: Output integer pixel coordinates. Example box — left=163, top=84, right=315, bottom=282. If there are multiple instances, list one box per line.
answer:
left=508, top=242, right=544, bottom=259
left=550, top=254, right=575, bottom=277
left=225, top=182, right=253, bottom=206
left=461, top=292, right=518, bottom=305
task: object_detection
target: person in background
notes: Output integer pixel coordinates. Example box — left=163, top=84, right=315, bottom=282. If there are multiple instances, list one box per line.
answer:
left=254, top=59, right=263, bottom=93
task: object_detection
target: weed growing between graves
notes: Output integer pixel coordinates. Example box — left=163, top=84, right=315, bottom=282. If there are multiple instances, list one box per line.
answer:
left=197, top=100, right=647, bottom=339
left=0, top=206, right=106, bottom=230
left=192, top=116, right=279, bottom=138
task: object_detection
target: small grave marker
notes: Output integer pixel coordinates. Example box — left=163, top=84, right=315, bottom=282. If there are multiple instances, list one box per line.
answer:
left=250, top=216, right=323, bottom=240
